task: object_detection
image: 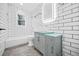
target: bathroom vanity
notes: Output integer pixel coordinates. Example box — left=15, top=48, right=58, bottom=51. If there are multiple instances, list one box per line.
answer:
left=33, top=32, right=62, bottom=56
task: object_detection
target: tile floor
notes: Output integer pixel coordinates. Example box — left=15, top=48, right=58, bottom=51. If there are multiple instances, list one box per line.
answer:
left=3, top=44, right=42, bottom=56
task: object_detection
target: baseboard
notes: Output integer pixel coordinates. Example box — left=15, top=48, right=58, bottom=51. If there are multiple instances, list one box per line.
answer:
left=5, top=35, right=34, bottom=48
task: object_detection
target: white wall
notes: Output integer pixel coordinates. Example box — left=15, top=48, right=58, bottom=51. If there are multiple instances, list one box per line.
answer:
left=6, top=3, right=34, bottom=48
left=6, top=3, right=49, bottom=48
left=0, top=3, right=8, bottom=55
left=8, top=3, right=43, bottom=38
left=8, top=4, right=27, bottom=38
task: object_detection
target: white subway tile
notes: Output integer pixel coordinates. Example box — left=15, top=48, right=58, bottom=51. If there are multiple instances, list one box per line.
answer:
left=63, top=45, right=79, bottom=53
left=71, top=43, right=79, bottom=49
left=73, top=26, right=79, bottom=30
left=72, top=7, right=79, bottom=13
left=64, top=22, right=79, bottom=26
left=73, top=35, right=79, bottom=39
left=63, top=48, right=70, bottom=54
left=63, top=34, right=73, bottom=38
left=64, top=12, right=79, bottom=19
left=64, top=38, right=79, bottom=44
left=71, top=51, right=79, bottom=56
left=64, top=4, right=79, bottom=11
left=59, top=19, right=71, bottom=23
left=72, top=17, right=79, bottom=21
left=64, top=31, right=79, bottom=34
left=63, top=41, right=71, bottom=46
left=53, top=23, right=63, bottom=27
left=62, top=10, right=72, bottom=16
left=59, top=26, right=72, bottom=30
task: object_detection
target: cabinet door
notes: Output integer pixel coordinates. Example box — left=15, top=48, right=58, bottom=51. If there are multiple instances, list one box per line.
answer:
left=45, top=37, right=55, bottom=56
left=36, top=35, right=42, bottom=53
left=33, top=33, right=39, bottom=49
left=33, top=33, right=42, bottom=52
left=54, top=37, right=62, bottom=56
left=35, top=35, right=40, bottom=50
left=39, top=35, right=45, bottom=54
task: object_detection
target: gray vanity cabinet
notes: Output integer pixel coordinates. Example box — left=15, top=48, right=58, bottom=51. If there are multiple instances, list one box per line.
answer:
left=33, top=32, right=62, bottom=56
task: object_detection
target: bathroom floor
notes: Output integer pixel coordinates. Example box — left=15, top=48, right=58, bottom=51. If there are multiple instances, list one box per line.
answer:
left=3, top=44, right=41, bottom=56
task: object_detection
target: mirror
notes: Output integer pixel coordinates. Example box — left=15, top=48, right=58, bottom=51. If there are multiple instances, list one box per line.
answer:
left=43, top=3, right=52, bottom=20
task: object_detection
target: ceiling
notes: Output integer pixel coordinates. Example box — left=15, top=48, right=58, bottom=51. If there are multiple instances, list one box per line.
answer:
left=22, top=3, right=43, bottom=16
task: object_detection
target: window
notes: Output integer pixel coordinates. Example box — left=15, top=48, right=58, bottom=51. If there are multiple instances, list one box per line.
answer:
left=18, top=14, right=25, bottom=25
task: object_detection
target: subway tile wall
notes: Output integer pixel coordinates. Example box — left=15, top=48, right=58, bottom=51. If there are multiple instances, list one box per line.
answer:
left=56, top=3, right=79, bottom=56
left=0, top=3, right=8, bottom=55
left=46, top=3, right=79, bottom=56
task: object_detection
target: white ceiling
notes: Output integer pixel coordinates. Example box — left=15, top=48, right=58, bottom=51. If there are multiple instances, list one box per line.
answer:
left=22, top=3, right=43, bottom=16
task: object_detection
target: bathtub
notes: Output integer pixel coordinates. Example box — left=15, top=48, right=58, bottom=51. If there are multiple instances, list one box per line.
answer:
left=33, top=32, right=62, bottom=56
